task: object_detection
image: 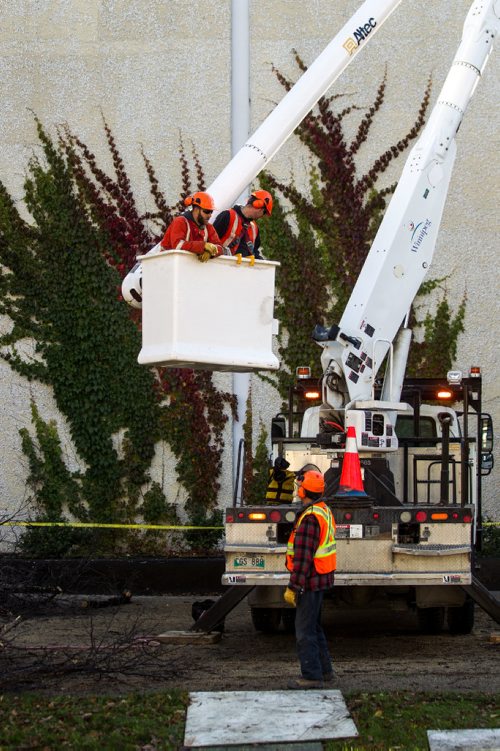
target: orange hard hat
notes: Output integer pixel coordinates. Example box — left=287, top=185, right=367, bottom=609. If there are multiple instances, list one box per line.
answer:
left=250, top=190, right=273, bottom=215
left=185, top=191, right=216, bottom=211
left=298, top=470, right=325, bottom=498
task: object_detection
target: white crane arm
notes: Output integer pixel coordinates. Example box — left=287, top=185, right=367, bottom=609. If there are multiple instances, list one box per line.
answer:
left=206, top=0, right=403, bottom=216
left=317, top=0, right=499, bottom=407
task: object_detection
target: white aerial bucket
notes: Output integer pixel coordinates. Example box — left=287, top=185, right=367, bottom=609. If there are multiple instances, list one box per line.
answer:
left=137, top=249, right=280, bottom=372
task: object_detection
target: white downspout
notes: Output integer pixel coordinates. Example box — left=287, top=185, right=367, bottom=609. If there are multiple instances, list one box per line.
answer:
left=231, top=0, right=250, bottom=502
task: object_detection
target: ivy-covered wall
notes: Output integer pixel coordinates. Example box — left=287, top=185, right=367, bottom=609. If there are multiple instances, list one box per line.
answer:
left=0, top=121, right=237, bottom=555
left=0, top=0, right=498, bottom=534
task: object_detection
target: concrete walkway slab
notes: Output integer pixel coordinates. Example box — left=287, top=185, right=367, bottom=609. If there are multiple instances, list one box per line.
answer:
left=188, top=745, right=323, bottom=751
left=183, top=690, right=358, bottom=748
left=428, top=728, right=500, bottom=750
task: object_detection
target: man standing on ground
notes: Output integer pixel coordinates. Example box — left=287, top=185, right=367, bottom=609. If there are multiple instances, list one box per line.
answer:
left=284, top=470, right=336, bottom=689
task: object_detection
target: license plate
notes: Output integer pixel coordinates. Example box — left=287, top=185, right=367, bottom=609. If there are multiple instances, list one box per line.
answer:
left=232, top=555, right=265, bottom=569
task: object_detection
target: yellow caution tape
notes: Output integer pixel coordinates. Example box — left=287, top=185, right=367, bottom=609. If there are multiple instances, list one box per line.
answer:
left=236, top=253, right=242, bottom=265
left=2, top=521, right=223, bottom=531
left=4, top=520, right=497, bottom=530
left=249, top=255, right=255, bottom=266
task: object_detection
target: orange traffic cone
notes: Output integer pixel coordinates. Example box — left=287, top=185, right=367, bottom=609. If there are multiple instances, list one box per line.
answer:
left=336, top=426, right=367, bottom=496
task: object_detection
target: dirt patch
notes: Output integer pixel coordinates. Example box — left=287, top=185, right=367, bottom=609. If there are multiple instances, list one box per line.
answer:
left=1, top=594, right=499, bottom=695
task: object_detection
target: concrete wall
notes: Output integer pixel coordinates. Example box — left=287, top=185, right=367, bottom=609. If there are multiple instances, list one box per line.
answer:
left=0, top=0, right=498, bottom=528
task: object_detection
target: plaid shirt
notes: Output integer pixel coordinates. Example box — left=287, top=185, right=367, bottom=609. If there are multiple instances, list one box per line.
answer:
left=289, top=505, right=335, bottom=593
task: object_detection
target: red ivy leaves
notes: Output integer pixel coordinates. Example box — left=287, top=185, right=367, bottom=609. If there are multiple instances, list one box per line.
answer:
left=59, top=119, right=237, bottom=521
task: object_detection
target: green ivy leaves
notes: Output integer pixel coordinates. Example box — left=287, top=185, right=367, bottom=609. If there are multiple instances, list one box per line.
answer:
left=0, top=119, right=235, bottom=555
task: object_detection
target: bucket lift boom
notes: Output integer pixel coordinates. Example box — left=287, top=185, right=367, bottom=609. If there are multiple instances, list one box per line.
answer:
left=132, top=0, right=405, bottom=371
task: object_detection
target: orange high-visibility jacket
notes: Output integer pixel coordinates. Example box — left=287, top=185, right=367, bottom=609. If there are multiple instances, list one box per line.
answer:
left=160, top=212, right=223, bottom=256
left=214, top=207, right=259, bottom=256
left=286, top=501, right=336, bottom=574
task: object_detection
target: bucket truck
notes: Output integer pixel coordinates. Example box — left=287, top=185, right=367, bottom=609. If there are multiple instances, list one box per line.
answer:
left=217, top=0, right=499, bottom=635
left=129, top=0, right=498, bottom=632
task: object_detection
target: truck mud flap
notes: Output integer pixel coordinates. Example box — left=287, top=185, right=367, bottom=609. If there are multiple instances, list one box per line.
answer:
left=462, top=576, right=500, bottom=625
left=190, top=585, right=255, bottom=633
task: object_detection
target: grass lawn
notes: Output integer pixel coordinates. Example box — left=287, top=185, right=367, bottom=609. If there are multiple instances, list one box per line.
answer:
left=0, top=690, right=498, bottom=750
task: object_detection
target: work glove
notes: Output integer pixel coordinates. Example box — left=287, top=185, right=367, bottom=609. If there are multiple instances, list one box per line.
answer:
left=198, top=250, right=211, bottom=263
left=283, top=586, right=297, bottom=607
left=204, top=242, right=220, bottom=257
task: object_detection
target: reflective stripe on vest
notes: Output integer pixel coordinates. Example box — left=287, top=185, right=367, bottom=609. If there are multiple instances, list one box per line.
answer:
left=174, top=217, right=190, bottom=248
left=286, top=502, right=336, bottom=574
left=220, top=209, right=258, bottom=253
left=224, top=210, right=240, bottom=250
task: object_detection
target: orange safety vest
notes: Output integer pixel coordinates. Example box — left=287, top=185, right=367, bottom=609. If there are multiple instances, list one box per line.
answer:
left=217, top=208, right=258, bottom=255
left=286, top=501, right=336, bottom=574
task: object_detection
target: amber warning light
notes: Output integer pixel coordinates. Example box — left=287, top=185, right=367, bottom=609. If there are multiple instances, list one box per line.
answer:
left=437, top=389, right=453, bottom=400
left=305, top=389, right=321, bottom=400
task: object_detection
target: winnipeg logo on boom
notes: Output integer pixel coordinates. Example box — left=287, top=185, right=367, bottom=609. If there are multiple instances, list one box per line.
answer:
left=343, top=17, right=377, bottom=55
left=409, top=219, right=432, bottom=252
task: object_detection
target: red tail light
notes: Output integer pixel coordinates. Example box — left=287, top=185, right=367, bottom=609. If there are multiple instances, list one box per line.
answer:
left=296, top=366, right=312, bottom=378
left=415, top=511, right=427, bottom=522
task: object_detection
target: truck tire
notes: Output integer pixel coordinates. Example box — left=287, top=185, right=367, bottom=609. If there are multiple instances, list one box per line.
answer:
left=251, top=607, right=282, bottom=634
left=417, top=606, right=445, bottom=634
left=447, top=598, right=475, bottom=634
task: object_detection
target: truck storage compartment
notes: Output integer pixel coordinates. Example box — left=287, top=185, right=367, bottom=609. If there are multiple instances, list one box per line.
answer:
left=138, top=249, right=280, bottom=372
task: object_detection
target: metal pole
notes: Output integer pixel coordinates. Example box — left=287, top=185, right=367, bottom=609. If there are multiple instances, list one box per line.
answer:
left=231, top=0, right=251, bottom=501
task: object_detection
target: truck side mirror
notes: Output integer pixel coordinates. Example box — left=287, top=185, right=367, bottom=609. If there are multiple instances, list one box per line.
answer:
left=271, top=416, right=287, bottom=440
left=480, top=414, right=493, bottom=475
left=480, top=414, right=493, bottom=452
left=481, top=453, right=494, bottom=475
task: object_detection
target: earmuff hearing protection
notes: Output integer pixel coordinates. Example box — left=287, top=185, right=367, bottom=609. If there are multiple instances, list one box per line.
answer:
left=297, top=485, right=306, bottom=499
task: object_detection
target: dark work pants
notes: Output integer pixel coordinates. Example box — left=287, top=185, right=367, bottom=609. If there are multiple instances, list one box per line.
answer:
left=295, top=589, right=332, bottom=681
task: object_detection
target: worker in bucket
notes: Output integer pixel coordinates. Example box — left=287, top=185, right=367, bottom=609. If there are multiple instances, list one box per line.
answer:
left=284, top=469, right=336, bottom=689
left=212, top=189, right=272, bottom=259
left=160, top=191, right=225, bottom=262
